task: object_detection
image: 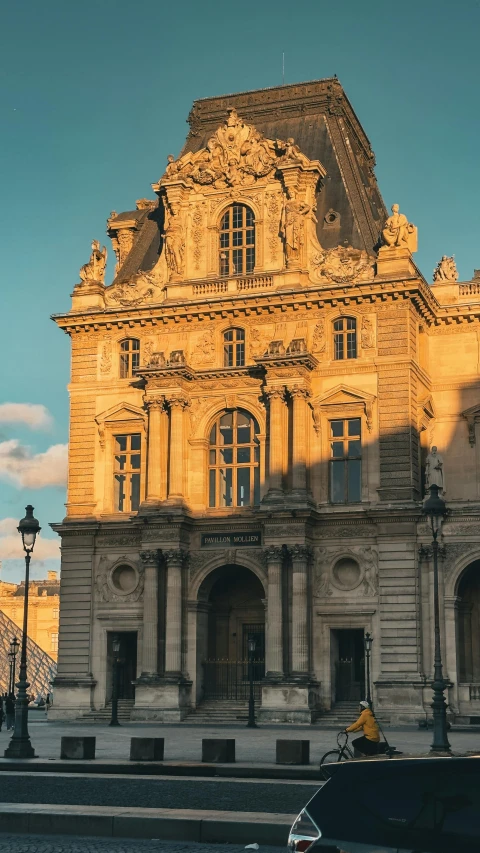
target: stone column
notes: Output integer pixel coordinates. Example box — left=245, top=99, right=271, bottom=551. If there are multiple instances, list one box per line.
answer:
left=139, top=550, right=159, bottom=676
left=290, top=387, right=310, bottom=494
left=290, top=545, right=311, bottom=677
left=144, top=398, right=166, bottom=504
left=164, top=549, right=184, bottom=676
left=167, top=396, right=188, bottom=502
left=264, top=546, right=284, bottom=678
left=265, top=388, right=286, bottom=497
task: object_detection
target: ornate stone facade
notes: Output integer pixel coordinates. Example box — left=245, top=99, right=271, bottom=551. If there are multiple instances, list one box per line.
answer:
left=51, top=78, right=480, bottom=726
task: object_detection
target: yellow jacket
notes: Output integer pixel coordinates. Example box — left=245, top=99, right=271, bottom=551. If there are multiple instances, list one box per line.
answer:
left=346, top=708, right=380, bottom=742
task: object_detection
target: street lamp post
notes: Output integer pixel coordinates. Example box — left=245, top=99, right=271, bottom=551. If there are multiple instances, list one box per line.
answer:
left=364, top=632, right=373, bottom=708
left=421, top=484, right=451, bottom=753
left=4, top=505, right=40, bottom=759
left=246, top=635, right=257, bottom=729
left=8, top=652, right=14, bottom=696
left=9, top=637, right=20, bottom=695
left=109, top=635, right=121, bottom=727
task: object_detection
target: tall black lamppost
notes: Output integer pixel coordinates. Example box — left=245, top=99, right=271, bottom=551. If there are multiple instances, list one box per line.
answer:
left=9, top=638, right=19, bottom=695
left=364, top=632, right=373, bottom=708
left=110, top=635, right=121, bottom=727
left=421, top=484, right=451, bottom=753
left=5, top=505, right=40, bottom=758
left=246, top=635, right=257, bottom=729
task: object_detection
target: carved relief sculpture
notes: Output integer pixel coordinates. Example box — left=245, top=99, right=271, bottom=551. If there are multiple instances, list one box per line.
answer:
left=361, top=317, right=375, bottom=349
left=79, top=240, right=107, bottom=284
left=312, top=246, right=374, bottom=283
left=281, top=192, right=314, bottom=267
left=425, top=445, right=445, bottom=495
left=164, top=207, right=185, bottom=280
left=433, top=255, right=458, bottom=282
left=360, top=547, right=378, bottom=596
left=381, top=204, right=418, bottom=253
left=99, top=338, right=112, bottom=375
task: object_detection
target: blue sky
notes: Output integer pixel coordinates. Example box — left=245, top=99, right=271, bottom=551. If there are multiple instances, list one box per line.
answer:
left=0, top=0, right=479, bottom=581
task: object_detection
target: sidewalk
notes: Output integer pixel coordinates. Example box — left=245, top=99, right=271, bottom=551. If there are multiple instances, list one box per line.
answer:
left=1, top=720, right=478, bottom=764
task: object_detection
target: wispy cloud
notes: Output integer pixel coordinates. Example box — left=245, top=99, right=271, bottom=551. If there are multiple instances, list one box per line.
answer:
left=0, top=441, right=68, bottom=488
left=0, top=517, right=60, bottom=561
left=0, top=403, right=53, bottom=430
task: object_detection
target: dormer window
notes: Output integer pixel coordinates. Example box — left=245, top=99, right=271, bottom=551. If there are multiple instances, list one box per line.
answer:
left=219, top=204, right=255, bottom=276
left=119, top=339, right=140, bottom=378
left=223, top=328, right=245, bottom=367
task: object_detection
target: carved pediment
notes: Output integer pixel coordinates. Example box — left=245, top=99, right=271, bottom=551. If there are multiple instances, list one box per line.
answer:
left=313, top=384, right=376, bottom=432
left=95, top=402, right=147, bottom=448
left=418, top=395, right=436, bottom=432
left=154, top=108, right=322, bottom=191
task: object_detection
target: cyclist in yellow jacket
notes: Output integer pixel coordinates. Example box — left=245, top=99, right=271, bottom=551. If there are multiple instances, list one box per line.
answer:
left=345, top=700, right=380, bottom=756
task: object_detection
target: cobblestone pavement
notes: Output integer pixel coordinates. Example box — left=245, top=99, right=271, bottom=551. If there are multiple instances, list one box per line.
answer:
left=0, top=774, right=313, bottom=813
left=2, top=719, right=477, bottom=763
left=0, top=837, right=286, bottom=853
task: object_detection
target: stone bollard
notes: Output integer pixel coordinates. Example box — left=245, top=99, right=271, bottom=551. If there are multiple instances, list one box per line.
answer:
left=276, top=739, right=310, bottom=765
left=130, top=737, right=165, bottom=761
left=202, top=738, right=236, bottom=763
left=60, top=736, right=96, bottom=760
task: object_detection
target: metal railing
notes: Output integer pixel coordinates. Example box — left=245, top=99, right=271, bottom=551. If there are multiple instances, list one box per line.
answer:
left=203, top=659, right=264, bottom=700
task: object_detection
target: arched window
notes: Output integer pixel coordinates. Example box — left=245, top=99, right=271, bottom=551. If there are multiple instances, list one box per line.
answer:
left=219, top=204, right=255, bottom=276
left=333, top=318, right=357, bottom=360
left=223, top=328, right=245, bottom=367
left=119, top=339, right=140, bottom=378
left=209, top=409, right=260, bottom=508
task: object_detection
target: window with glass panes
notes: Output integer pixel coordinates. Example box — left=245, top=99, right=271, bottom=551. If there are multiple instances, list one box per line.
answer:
left=209, top=410, right=260, bottom=508
left=333, top=318, right=357, bottom=360
left=119, top=339, right=140, bottom=378
left=114, top=434, right=141, bottom=511
left=51, top=633, right=58, bottom=652
left=329, top=418, right=362, bottom=503
left=223, top=328, right=245, bottom=367
left=219, top=204, right=255, bottom=276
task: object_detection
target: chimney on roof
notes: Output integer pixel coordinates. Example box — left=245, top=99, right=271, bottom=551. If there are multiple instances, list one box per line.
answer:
left=48, top=570, right=57, bottom=581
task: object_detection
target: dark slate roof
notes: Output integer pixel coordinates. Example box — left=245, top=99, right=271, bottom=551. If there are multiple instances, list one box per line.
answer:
left=110, top=78, right=387, bottom=281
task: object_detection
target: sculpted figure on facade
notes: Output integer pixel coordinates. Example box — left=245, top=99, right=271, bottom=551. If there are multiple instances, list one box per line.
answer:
left=425, top=446, right=445, bottom=495
left=79, top=240, right=107, bottom=284
left=164, top=208, right=185, bottom=279
left=433, top=255, right=458, bottom=282
left=360, top=547, right=378, bottom=596
left=381, top=204, right=417, bottom=253
left=361, top=317, right=375, bottom=349
left=281, top=192, right=314, bottom=267
left=312, top=246, right=374, bottom=283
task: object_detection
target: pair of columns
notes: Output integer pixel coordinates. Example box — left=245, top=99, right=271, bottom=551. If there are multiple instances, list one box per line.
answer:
left=265, top=386, right=310, bottom=495
left=139, top=549, right=184, bottom=678
left=144, top=395, right=188, bottom=504
left=264, top=544, right=311, bottom=679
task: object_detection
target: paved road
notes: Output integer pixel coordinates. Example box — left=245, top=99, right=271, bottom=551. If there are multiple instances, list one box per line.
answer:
left=0, top=773, right=314, bottom=814
left=2, top=720, right=476, bottom=763
left=0, top=837, right=285, bottom=853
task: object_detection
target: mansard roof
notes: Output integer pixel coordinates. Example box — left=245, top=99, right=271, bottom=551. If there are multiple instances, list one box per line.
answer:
left=110, top=78, right=387, bottom=285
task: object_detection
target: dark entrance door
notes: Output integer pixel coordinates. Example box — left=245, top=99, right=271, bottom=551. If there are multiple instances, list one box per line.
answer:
left=107, top=632, right=137, bottom=702
left=332, top=629, right=365, bottom=702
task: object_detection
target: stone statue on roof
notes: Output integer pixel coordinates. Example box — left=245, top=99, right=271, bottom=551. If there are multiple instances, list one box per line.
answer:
left=381, top=204, right=417, bottom=253
left=79, top=240, right=107, bottom=284
left=433, top=255, right=458, bottom=282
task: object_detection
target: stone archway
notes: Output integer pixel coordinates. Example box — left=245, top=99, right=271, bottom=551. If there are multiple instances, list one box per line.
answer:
left=456, top=560, right=480, bottom=685
left=196, top=564, right=266, bottom=704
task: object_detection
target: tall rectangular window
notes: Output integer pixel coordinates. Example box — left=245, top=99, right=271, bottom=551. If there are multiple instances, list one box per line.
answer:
left=330, top=418, right=362, bottom=503
left=114, top=434, right=141, bottom=512
left=51, top=633, right=59, bottom=652
left=333, top=318, right=357, bottom=360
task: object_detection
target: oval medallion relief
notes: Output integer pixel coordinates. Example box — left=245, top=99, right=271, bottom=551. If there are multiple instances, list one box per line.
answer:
left=331, top=557, right=363, bottom=591
left=109, top=564, right=139, bottom=596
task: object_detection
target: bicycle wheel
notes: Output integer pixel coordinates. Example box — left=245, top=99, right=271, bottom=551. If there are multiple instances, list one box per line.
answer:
left=319, top=749, right=344, bottom=779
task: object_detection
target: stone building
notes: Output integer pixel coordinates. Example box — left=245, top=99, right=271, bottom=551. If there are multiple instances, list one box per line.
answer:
left=51, top=78, right=480, bottom=724
left=0, top=571, right=60, bottom=661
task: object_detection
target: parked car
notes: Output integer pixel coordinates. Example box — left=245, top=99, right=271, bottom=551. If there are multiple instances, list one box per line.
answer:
left=288, top=756, right=480, bottom=853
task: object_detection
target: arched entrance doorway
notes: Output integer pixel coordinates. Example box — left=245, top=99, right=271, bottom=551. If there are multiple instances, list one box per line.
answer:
left=197, top=564, right=265, bottom=702
left=457, top=560, right=480, bottom=688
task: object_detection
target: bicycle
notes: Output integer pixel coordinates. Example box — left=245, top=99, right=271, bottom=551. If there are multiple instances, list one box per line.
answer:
left=320, top=731, right=354, bottom=779
left=320, top=730, right=401, bottom=780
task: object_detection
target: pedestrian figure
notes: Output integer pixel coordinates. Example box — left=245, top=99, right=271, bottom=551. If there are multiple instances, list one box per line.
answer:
left=5, top=693, right=15, bottom=731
